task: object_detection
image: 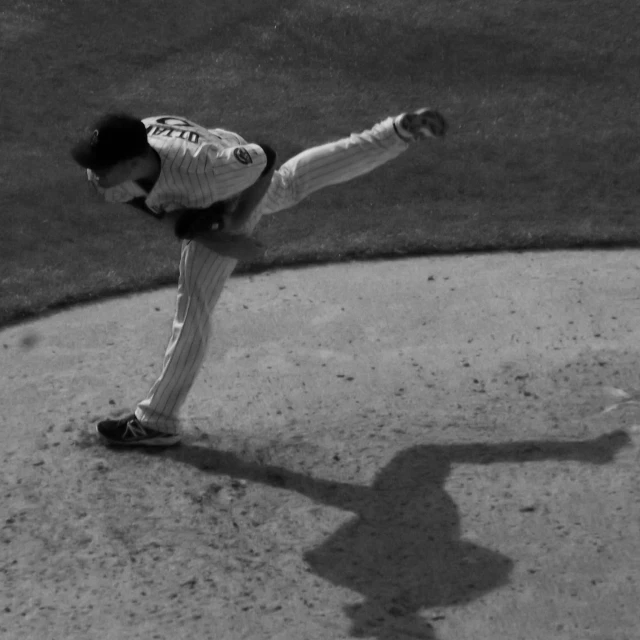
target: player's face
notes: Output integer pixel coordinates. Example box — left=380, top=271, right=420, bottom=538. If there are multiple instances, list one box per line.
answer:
left=91, top=158, right=138, bottom=188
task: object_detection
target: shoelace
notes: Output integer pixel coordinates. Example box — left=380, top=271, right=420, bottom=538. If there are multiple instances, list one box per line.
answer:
left=123, top=419, right=149, bottom=439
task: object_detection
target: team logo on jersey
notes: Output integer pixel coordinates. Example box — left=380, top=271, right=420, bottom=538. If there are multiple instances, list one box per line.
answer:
left=234, top=148, right=253, bottom=165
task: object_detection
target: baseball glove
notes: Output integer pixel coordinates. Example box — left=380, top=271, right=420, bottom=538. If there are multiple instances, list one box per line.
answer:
left=173, top=198, right=238, bottom=239
left=192, top=229, right=265, bottom=261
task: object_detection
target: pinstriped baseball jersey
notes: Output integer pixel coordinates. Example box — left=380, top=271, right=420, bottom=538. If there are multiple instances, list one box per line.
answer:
left=88, top=115, right=267, bottom=216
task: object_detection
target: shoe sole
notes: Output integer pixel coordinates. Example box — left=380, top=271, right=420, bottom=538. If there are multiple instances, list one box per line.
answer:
left=95, top=425, right=181, bottom=447
left=412, top=109, right=448, bottom=138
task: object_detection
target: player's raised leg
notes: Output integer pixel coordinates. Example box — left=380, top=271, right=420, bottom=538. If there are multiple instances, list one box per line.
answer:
left=251, top=108, right=448, bottom=221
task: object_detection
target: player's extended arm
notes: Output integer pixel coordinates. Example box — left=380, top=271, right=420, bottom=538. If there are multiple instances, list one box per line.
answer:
left=173, top=143, right=278, bottom=239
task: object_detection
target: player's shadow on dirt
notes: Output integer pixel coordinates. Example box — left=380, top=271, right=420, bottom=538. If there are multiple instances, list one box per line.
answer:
left=163, top=429, right=629, bottom=639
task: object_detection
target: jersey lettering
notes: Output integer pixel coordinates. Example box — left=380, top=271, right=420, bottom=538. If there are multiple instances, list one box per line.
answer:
left=146, top=124, right=200, bottom=144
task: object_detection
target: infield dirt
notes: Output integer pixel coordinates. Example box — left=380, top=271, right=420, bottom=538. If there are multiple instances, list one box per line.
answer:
left=1, top=250, right=638, bottom=640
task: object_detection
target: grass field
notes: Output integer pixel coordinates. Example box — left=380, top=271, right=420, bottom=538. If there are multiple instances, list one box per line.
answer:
left=2, top=0, right=639, bottom=327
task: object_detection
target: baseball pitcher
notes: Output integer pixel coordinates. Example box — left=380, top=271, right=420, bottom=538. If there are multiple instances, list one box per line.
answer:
left=71, top=107, right=448, bottom=446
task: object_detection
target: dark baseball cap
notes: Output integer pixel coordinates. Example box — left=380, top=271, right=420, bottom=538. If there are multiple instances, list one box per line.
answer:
left=71, top=113, right=149, bottom=171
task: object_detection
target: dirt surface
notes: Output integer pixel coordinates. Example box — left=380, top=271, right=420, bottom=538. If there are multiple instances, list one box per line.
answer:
left=1, top=250, right=639, bottom=640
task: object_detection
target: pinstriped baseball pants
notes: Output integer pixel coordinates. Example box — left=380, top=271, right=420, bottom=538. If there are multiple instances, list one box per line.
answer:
left=135, top=116, right=410, bottom=432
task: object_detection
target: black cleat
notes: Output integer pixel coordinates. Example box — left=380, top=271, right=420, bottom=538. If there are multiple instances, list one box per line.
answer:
left=398, top=108, right=449, bottom=140
left=96, top=414, right=181, bottom=447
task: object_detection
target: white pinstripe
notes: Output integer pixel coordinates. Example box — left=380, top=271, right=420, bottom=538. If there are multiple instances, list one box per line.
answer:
left=133, top=114, right=413, bottom=433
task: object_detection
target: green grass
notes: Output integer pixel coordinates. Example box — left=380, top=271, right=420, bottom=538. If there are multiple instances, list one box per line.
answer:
left=2, top=0, right=639, bottom=327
